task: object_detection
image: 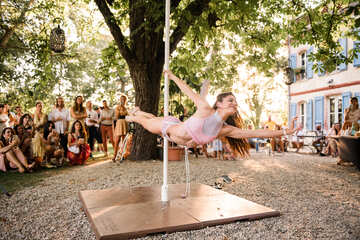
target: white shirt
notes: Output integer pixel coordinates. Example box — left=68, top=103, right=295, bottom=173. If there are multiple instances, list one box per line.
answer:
left=100, top=108, right=114, bottom=126
left=48, top=108, right=70, bottom=134
left=85, top=109, right=98, bottom=127
left=292, top=129, right=304, bottom=142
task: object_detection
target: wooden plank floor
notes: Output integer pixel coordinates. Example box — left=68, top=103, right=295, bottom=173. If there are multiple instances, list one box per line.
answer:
left=79, top=184, right=280, bottom=240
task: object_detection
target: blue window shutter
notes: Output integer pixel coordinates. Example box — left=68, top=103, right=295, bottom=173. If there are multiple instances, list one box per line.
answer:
left=306, top=100, right=313, bottom=131
left=290, top=103, right=297, bottom=127
left=339, top=38, right=348, bottom=71
left=314, top=96, right=324, bottom=128
left=289, top=54, right=297, bottom=83
left=318, top=61, right=325, bottom=76
left=342, top=92, right=352, bottom=117
left=354, top=42, right=360, bottom=67
left=306, top=47, right=314, bottom=79
left=354, top=31, right=360, bottom=67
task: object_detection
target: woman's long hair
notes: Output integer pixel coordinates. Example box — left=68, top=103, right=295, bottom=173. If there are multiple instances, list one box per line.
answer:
left=43, top=121, right=55, bottom=140
left=1, top=127, right=15, bottom=146
left=213, top=92, right=250, bottom=157
left=72, top=96, right=85, bottom=113
left=19, top=113, right=32, bottom=126
left=70, top=120, right=85, bottom=138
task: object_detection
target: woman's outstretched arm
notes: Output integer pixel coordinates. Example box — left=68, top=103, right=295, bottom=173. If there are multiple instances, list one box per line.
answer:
left=219, top=117, right=298, bottom=139
left=164, top=70, right=210, bottom=109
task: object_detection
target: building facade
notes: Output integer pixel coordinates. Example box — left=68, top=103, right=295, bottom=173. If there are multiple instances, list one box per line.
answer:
left=288, top=37, right=360, bottom=131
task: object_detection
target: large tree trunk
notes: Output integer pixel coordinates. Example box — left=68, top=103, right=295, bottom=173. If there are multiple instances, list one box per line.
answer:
left=128, top=61, right=163, bottom=160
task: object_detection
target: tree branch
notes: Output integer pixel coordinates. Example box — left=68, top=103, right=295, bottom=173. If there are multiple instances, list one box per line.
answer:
left=170, top=0, right=210, bottom=54
left=0, top=0, right=34, bottom=48
left=94, top=0, right=133, bottom=63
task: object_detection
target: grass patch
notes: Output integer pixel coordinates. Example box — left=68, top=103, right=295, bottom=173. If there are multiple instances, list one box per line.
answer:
left=0, top=143, right=114, bottom=194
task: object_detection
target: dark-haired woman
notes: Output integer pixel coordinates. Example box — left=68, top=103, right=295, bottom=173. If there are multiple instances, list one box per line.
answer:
left=43, top=121, right=64, bottom=167
left=0, top=127, right=35, bottom=173
left=19, top=113, right=34, bottom=135
left=70, top=96, right=87, bottom=137
left=14, top=124, right=33, bottom=161
left=67, top=120, right=90, bottom=165
left=126, top=70, right=298, bottom=157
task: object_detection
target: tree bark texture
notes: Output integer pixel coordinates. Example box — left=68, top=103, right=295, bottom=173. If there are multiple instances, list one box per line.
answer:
left=95, top=0, right=210, bottom=159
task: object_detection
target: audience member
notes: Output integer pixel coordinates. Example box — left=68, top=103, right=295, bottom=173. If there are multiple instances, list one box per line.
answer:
left=67, top=120, right=90, bottom=165
left=291, top=123, right=304, bottom=152
left=19, top=113, right=33, bottom=135
left=32, top=101, right=48, bottom=165
left=70, top=96, right=87, bottom=138
left=94, top=106, right=104, bottom=152
left=49, top=97, right=70, bottom=155
left=312, top=125, right=325, bottom=153
left=14, top=106, right=23, bottom=126
left=271, top=125, right=285, bottom=153
left=0, top=127, right=35, bottom=173
left=113, top=95, right=128, bottom=162
left=343, top=97, right=360, bottom=130
left=322, top=123, right=341, bottom=158
left=85, top=101, right=99, bottom=156
left=43, top=121, right=64, bottom=167
left=0, top=104, right=7, bottom=133
left=4, top=104, right=16, bottom=127
left=100, top=100, right=114, bottom=157
left=14, top=124, right=33, bottom=161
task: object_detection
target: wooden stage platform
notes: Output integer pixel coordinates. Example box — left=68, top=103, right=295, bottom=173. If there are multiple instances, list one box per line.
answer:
left=79, top=184, right=280, bottom=240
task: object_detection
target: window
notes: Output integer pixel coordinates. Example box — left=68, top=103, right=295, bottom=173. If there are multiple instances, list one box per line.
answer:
left=329, top=96, right=342, bottom=128
left=298, top=52, right=306, bottom=80
left=299, top=102, right=305, bottom=126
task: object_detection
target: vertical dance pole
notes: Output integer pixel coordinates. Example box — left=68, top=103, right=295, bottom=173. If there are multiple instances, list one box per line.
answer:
left=161, top=0, right=170, bottom=202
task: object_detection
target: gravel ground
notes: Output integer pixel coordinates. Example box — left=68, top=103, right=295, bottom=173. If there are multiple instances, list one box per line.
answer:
left=1, top=150, right=359, bottom=240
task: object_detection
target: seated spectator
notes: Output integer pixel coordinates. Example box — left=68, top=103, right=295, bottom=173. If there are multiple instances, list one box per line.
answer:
left=19, top=113, right=34, bottom=135
left=322, top=123, right=341, bottom=158
left=0, top=127, right=35, bottom=173
left=14, top=124, right=33, bottom=161
left=312, top=125, right=325, bottom=153
left=271, top=125, right=285, bottom=153
left=343, top=97, right=360, bottom=130
left=67, top=120, right=90, bottom=165
left=43, top=121, right=65, bottom=167
left=291, top=123, right=304, bottom=152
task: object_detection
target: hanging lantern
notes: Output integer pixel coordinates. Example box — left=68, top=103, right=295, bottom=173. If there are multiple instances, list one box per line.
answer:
left=50, top=25, right=65, bottom=53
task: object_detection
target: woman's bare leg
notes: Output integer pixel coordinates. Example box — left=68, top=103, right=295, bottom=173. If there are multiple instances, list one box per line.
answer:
left=126, top=115, right=163, bottom=135
left=129, top=107, right=157, bottom=119
left=5, top=151, right=25, bottom=173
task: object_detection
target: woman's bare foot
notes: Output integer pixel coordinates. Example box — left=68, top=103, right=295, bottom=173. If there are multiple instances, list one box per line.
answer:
left=18, top=167, right=25, bottom=173
left=125, top=116, right=135, bottom=122
left=27, top=162, right=36, bottom=169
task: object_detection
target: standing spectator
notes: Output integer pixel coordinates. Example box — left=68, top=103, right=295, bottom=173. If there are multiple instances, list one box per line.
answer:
left=67, top=120, right=90, bottom=165
left=291, top=123, right=304, bottom=152
left=4, top=104, right=16, bottom=127
left=14, top=106, right=23, bottom=126
left=85, top=101, right=98, bottom=156
left=0, top=104, right=7, bottom=134
left=272, top=125, right=285, bottom=153
left=49, top=97, right=70, bottom=155
left=100, top=100, right=114, bottom=157
left=32, top=101, right=48, bottom=165
left=94, top=106, right=104, bottom=152
left=70, top=96, right=87, bottom=138
left=0, top=127, right=35, bottom=173
left=113, top=96, right=128, bottom=161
